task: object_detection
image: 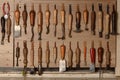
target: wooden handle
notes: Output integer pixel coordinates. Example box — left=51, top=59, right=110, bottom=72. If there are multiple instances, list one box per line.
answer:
left=37, top=4, right=43, bottom=26
left=53, top=42, right=57, bottom=64
left=83, top=41, right=87, bottom=61
left=45, top=4, right=50, bottom=27
left=90, top=41, right=95, bottom=64
left=76, top=4, right=81, bottom=29
left=16, top=42, right=20, bottom=58
left=106, top=41, right=111, bottom=65
left=30, top=41, right=34, bottom=67
left=22, top=4, right=28, bottom=26
left=7, top=15, right=11, bottom=42
left=53, top=5, right=57, bottom=25
left=46, top=41, right=50, bottom=66
left=60, top=43, right=66, bottom=60
left=68, top=5, right=72, bottom=30
left=61, top=4, right=65, bottom=24
left=38, top=41, right=42, bottom=65
left=23, top=40, right=28, bottom=66
left=83, top=4, right=88, bottom=25
left=14, top=3, right=20, bottom=25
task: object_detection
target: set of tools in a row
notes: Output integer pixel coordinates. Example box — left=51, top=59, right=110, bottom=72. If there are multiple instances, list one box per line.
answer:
left=16, top=40, right=111, bottom=75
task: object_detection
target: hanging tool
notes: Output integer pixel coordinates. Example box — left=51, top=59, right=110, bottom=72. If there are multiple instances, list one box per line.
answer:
left=53, top=42, right=57, bottom=64
left=75, top=41, right=81, bottom=68
left=38, top=41, right=42, bottom=75
left=1, top=15, right=5, bottom=45
left=45, top=4, right=50, bottom=34
left=105, top=4, right=110, bottom=39
left=83, top=4, right=89, bottom=31
left=37, top=4, right=43, bottom=40
left=58, top=4, right=65, bottom=40
left=98, top=3, right=103, bottom=38
left=16, top=42, right=20, bottom=66
left=30, top=41, right=36, bottom=74
left=68, top=41, right=73, bottom=69
left=68, top=4, right=73, bottom=38
left=89, top=40, right=96, bottom=72
left=46, top=41, right=50, bottom=68
left=22, top=4, right=28, bottom=34
left=29, top=3, right=36, bottom=42
left=98, top=41, right=104, bottom=79
left=6, top=14, right=11, bottom=43
left=53, top=4, right=58, bottom=37
left=111, top=5, right=117, bottom=35
left=74, top=4, right=81, bottom=33
left=83, top=41, right=87, bottom=66
left=14, top=3, right=21, bottom=38
left=91, top=4, right=96, bottom=35
left=23, top=40, right=28, bottom=75
left=106, top=41, right=111, bottom=70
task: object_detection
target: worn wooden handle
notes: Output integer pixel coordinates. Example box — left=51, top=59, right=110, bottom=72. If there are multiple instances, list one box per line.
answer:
left=7, top=15, right=11, bottom=41
left=45, top=4, right=50, bottom=27
left=53, top=5, right=57, bottom=25
left=22, top=4, right=28, bottom=26
left=83, top=41, right=87, bottom=61
left=30, top=41, right=34, bottom=67
left=46, top=41, right=50, bottom=65
left=15, top=3, right=20, bottom=25
left=38, top=41, right=42, bottom=65
left=105, top=14, right=110, bottom=35
left=53, top=42, right=57, bottom=63
left=83, top=5, right=88, bottom=25
left=68, top=42, right=73, bottom=67
left=61, top=4, right=65, bottom=24
left=106, top=42, right=111, bottom=65
left=76, top=42, right=81, bottom=65
left=98, top=11, right=103, bottom=33
left=23, top=41, right=28, bottom=66
left=60, top=43, right=66, bottom=60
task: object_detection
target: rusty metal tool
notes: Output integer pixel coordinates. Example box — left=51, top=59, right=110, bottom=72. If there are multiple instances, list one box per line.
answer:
left=83, top=41, right=87, bottom=66
left=68, top=4, right=73, bottom=38
left=22, top=4, right=28, bottom=34
left=38, top=41, right=42, bottom=75
left=30, top=41, right=36, bottom=74
left=105, top=4, right=110, bottom=39
left=46, top=41, right=50, bottom=68
left=111, top=5, right=117, bottom=35
left=75, top=41, right=81, bottom=68
left=14, top=3, right=21, bottom=38
left=45, top=4, right=50, bottom=34
left=89, top=40, right=96, bottom=72
left=91, top=4, right=96, bottom=35
left=106, top=41, right=111, bottom=70
left=58, top=4, right=65, bottom=40
left=37, top=4, right=43, bottom=40
left=1, top=15, right=5, bottom=45
left=53, top=5, right=58, bottom=37
left=83, top=4, right=89, bottom=31
left=29, top=3, right=36, bottom=42
left=68, top=41, right=73, bottom=69
left=23, top=40, right=28, bottom=75
left=53, top=42, right=57, bottom=64
left=98, top=3, right=103, bottom=38
left=16, top=42, right=20, bottom=66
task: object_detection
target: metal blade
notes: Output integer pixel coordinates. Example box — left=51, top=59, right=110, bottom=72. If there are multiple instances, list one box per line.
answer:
left=14, top=25, right=21, bottom=38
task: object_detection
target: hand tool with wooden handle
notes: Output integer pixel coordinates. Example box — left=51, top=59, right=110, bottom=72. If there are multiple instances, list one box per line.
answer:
left=68, top=4, right=73, bottom=38
left=75, top=41, right=81, bottom=68
left=58, top=4, right=65, bottom=40
left=83, top=4, right=89, bottom=31
left=37, top=4, right=43, bottom=40
left=68, top=41, right=73, bottom=69
left=16, top=42, right=20, bottom=66
left=22, top=4, right=28, bottom=34
left=6, top=14, right=11, bottom=43
left=83, top=41, right=87, bottom=66
left=45, top=4, right=50, bottom=34
left=90, top=40, right=96, bottom=72
left=14, top=3, right=21, bottom=38
left=30, top=41, right=36, bottom=74
left=53, top=42, right=57, bottom=64
left=105, top=5, right=110, bottom=39
left=111, top=5, right=117, bottom=35
left=23, top=40, right=28, bottom=75
left=46, top=41, right=50, bottom=68
left=60, top=43, right=66, bottom=60
left=74, top=4, right=81, bottom=33
left=91, top=4, right=96, bottom=35
left=29, top=3, right=36, bottom=42
left=98, top=4, right=103, bottom=38
left=53, top=5, right=58, bottom=37
left=106, top=41, right=111, bottom=70
left=98, top=41, right=104, bottom=79
left=1, top=15, right=5, bottom=45
left=38, top=41, right=42, bottom=75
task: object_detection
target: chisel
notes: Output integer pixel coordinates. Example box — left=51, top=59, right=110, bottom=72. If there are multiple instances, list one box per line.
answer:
left=22, top=4, right=28, bottom=34
left=53, top=5, right=58, bottom=37
left=23, top=40, right=28, bottom=75
left=83, top=41, right=87, bottom=66
left=98, top=3, right=103, bottom=38
left=38, top=41, right=42, bottom=75
left=91, top=4, right=96, bottom=35
left=29, top=3, right=36, bottom=42
left=105, top=4, right=110, bottom=39
left=58, top=4, right=65, bottom=40
left=68, top=4, right=73, bottom=38
left=106, top=41, right=111, bottom=70
left=90, top=40, right=96, bottom=72
left=68, top=41, right=73, bottom=69
left=45, top=4, right=50, bottom=34
left=46, top=41, right=50, bottom=68
left=111, top=5, right=117, bottom=35
left=53, top=42, right=57, bottom=64
left=1, top=15, right=5, bottom=45
left=16, top=42, right=20, bottom=66
left=14, top=3, right=21, bottom=38
left=83, top=4, right=89, bottom=31
left=37, top=4, right=43, bottom=40
left=75, top=41, right=81, bottom=68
